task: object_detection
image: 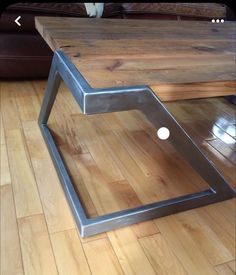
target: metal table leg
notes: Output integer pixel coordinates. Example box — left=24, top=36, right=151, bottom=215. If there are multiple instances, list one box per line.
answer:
left=38, top=51, right=235, bottom=237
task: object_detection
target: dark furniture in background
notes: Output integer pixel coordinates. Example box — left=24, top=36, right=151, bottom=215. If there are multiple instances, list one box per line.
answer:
left=0, top=3, right=231, bottom=79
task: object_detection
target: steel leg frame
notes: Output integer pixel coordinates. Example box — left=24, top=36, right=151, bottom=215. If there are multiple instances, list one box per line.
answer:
left=38, top=51, right=235, bottom=237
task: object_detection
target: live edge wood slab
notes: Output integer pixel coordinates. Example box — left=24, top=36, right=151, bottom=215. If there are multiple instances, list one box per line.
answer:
left=35, top=17, right=236, bottom=101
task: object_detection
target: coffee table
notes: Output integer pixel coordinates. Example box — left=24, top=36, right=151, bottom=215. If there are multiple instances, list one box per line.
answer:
left=35, top=17, right=235, bottom=237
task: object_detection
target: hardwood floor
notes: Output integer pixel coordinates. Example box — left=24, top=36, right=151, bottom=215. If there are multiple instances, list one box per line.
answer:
left=1, top=80, right=235, bottom=275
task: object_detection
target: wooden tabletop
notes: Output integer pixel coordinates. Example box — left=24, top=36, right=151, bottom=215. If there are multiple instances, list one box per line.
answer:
left=35, top=17, right=236, bottom=101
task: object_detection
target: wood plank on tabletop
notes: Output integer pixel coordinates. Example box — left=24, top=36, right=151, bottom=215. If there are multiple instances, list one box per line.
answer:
left=78, top=64, right=236, bottom=88
left=154, top=81, right=236, bottom=102
left=35, top=16, right=235, bottom=31
left=36, top=23, right=235, bottom=45
left=69, top=51, right=234, bottom=68
left=35, top=19, right=236, bottom=36
left=35, top=17, right=236, bottom=101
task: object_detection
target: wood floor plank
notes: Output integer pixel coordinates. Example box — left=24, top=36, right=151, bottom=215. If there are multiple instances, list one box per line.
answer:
left=154, top=215, right=218, bottom=275
left=0, top=185, right=24, bottom=275
left=72, top=115, right=124, bottom=183
left=1, top=82, right=22, bottom=131
left=108, top=227, right=156, bottom=275
left=208, top=138, right=236, bottom=165
left=58, top=144, right=99, bottom=218
left=162, top=99, right=236, bottom=191
left=139, top=233, right=187, bottom=275
left=112, top=110, right=207, bottom=190
left=227, top=260, right=236, bottom=273
left=74, top=153, right=133, bottom=213
left=61, top=145, right=159, bottom=237
left=207, top=98, right=236, bottom=121
left=5, top=128, right=43, bottom=218
left=18, top=214, right=58, bottom=275
left=106, top=110, right=207, bottom=192
left=101, top=131, right=199, bottom=205
left=201, top=141, right=236, bottom=190
left=83, top=237, right=124, bottom=275
left=50, top=229, right=91, bottom=275
left=1, top=80, right=235, bottom=274
left=56, top=82, right=83, bottom=114
left=215, top=262, right=235, bottom=275
left=130, top=221, right=159, bottom=238
left=31, top=80, right=59, bottom=127
left=50, top=113, right=89, bottom=155
left=74, top=153, right=159, bottom=237
left=23, top=121, right=75, bottom=233
left=195, top=200, right=236, bottom=256
left=175, top=210, right=234, bottom=265
left=14, top=81, right=40, bottom=122
left=0, top=116, right=11, bottom=186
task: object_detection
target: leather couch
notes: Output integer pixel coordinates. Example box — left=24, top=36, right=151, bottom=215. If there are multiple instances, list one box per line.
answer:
left=0, top=3, right=230, bottom=79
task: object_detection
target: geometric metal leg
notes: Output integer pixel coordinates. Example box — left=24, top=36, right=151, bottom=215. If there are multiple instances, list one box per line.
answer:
left=39, top=51, right=235, bottom=237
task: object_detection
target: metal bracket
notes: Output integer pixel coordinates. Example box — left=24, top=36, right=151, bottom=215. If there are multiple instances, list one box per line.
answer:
left=38, top=51, right=235, bottom=237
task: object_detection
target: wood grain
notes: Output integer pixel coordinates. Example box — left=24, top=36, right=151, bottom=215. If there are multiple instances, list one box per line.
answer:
left=175, top=210, right=234, bottom=265
left=108, top=227, right=156, bottom=275
left=215, top=261, right=236, bottom=275
left=35, top=17, right=236, bottom=101
left=139, top=234, right=187, bottom=274
left=1, top=80, right=235, bottom=274
left=154, top=215, right=218, bottom=275
left=0, top=116, right=11, bottom=186
left=5, top=129, right=43, bottom=218
left=18, top=214, right=58, bottom=275
left=1, top=82, right=22, bottom=131
left=83, top=237, right=124, bottom=275
left=50, top=229, right=91, bottom=275
left=22, top=121, right=75, bottom=233
left=0, top=185, right=24, bottom=275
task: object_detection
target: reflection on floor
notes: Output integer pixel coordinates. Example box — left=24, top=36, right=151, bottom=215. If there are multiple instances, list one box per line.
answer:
left=1, top=80, right=235, bottom=275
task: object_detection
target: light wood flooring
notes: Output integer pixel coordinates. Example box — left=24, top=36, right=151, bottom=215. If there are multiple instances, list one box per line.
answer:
left=1, top=80, right=235, bottom=275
